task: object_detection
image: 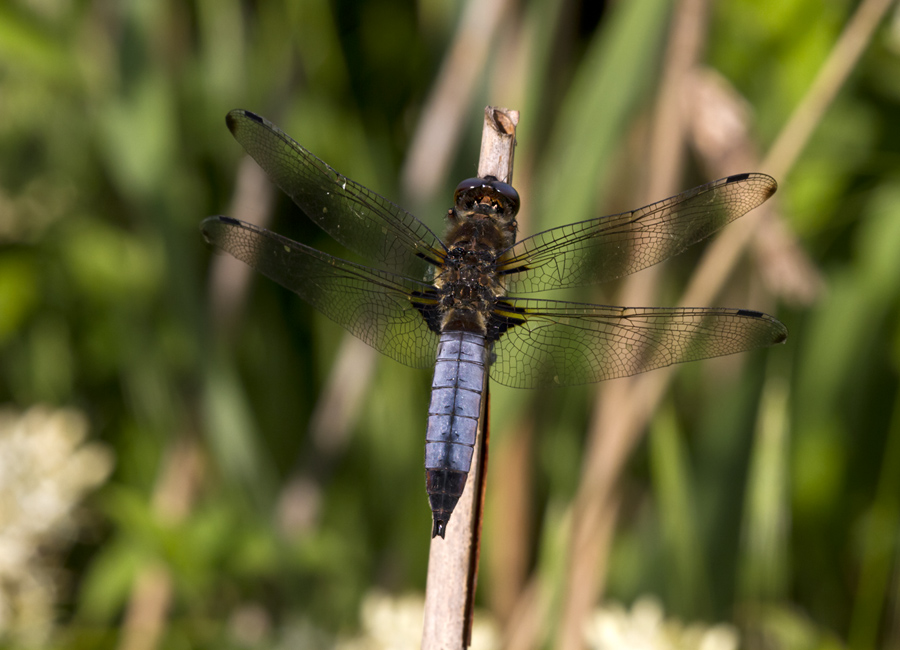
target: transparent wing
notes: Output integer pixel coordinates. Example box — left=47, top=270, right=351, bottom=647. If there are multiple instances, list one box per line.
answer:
left=226, top=109, right=447, bottom=279
left=202, top=216, right=440, bottom=368
left=501, top=173, right=777, bottom=294
left=488, top=297, right=787, bottom=388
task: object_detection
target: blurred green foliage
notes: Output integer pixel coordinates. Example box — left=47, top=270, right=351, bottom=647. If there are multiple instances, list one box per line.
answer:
left=2, top=0, right=900, bottom=648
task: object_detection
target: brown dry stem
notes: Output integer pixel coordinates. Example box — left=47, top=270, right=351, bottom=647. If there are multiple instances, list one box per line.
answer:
left=421, top=106, right=519, bottom=650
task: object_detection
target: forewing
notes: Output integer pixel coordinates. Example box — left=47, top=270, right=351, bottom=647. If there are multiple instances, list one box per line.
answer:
left=226, top=109, right=446, bottom=279
left=202, top=216, right=440, bottom=369
left=502, top=173, right=777, bottom=294
left=489, top=298, right=787, bottom=388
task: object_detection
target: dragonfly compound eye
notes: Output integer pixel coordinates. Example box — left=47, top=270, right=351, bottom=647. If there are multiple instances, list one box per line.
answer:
left=454, top=177, right=520, bottom=217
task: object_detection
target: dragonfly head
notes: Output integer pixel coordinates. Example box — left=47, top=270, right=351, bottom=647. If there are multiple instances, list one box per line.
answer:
left=449, top=177, right=521, bottom=246
left=453, top=177, right=520, bottom=219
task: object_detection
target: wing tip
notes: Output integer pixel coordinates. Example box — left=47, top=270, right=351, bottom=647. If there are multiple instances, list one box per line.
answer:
left=226, top=109, right=264, bottom=134
left=200, top=215, right=246, bottom=244
left=724, top=171, right=778, bottom=198
left=736, top=309, right=789, bottom=344
left=771, top=324, right=789, bottom=344
left=200, top=214, right=240, bottom=227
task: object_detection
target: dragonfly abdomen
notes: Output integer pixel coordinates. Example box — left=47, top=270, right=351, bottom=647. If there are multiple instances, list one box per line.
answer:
left=424, top=330, right=489, bottom=538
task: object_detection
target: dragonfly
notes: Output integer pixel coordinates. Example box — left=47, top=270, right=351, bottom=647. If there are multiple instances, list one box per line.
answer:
left=202, top=109, right=787, bottom=539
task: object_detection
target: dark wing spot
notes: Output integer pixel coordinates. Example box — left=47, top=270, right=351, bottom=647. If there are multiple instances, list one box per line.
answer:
left=243, top=110, right=264, bottom=124
left=226, top=109, right=264, bottom=134
left=410, top=291, right=443, bottom=334
left=415, top=250, right=446, bottom=267
left=486, top=301, right=529, bottom=340
left=498, top=263, right=532, bottom=277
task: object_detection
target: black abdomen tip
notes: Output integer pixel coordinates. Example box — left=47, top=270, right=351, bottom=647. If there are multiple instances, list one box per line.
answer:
left=432, top=519, right=447, bottom=538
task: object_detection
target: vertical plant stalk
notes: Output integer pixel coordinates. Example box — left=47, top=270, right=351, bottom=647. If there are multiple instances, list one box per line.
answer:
left=557, top=0, right=710, bottom=646
left=421, top=106, right=518, bottom=650
left=117, top=436, right=204, bottom=650
left=556, top=0, right=894, bottom=646
left=762, top=0, right=896, bottom=179
left=401, top=0, right=517, bottom=203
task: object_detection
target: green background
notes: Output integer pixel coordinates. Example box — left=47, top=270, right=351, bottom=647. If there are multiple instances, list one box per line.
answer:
left=1, top=0, right=899, bottom=647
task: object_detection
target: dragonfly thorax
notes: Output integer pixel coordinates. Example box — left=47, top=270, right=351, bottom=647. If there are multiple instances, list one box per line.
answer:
left=435, top=247, right=504, bottom=334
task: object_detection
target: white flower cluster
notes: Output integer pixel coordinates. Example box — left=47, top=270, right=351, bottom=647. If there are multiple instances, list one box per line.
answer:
left=337, top=591, right=499, bottom=650
left=0, top=406, right=113, bottom=645
left=584, top=596, right=740, bottom=650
